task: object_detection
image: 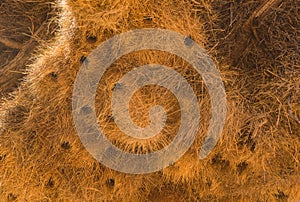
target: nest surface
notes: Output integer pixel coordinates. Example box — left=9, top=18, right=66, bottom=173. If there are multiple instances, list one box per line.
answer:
left=0, top=0, right=299, bottom=201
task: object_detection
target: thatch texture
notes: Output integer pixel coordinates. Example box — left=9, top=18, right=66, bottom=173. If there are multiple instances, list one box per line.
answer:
left=0, top=0, right=299, bottom=201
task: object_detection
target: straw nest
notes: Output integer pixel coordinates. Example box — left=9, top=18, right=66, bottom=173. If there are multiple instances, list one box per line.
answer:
left=0, top=0, right=299, bottom=201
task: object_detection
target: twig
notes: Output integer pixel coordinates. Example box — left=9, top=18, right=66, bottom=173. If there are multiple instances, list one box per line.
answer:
left=287, top=95, right=300, bottom=124
left=231, top=0, right=282, bottom=65
left=0, top=20, right=50, bottom=93
left=0, top=37, right=22, bottom=49
left=244, top=0, right=282, bottom=28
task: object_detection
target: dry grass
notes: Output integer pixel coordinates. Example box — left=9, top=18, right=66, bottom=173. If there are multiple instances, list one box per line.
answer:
left=0, top=0, right=299, bottom=201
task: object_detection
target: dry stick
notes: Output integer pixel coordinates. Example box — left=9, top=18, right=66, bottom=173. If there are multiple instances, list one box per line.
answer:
left=287, top=95, right=300, bottom=124
left=244, top=0, right=282, bottom=28
left=233, top=0, right=282, bottom=65
left=0, top=20, right=48, bottom=93
left=225, top=0, right=282, bottom=39
left=0, top=37, right=22, bottom=49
